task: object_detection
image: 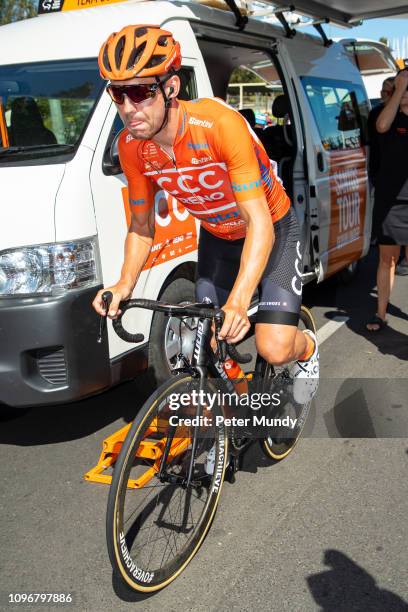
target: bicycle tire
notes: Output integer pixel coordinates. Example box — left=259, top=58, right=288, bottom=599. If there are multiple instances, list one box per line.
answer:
left=262, top=305, right=316, bottom=461
left=106, top=373, right=228, bottom=592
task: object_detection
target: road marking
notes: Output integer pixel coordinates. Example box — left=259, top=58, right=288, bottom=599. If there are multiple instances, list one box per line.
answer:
left=317, top=316, right=349, bottom=345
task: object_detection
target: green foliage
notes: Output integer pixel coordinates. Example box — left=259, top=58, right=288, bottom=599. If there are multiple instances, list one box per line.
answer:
left=379, top=37, right=389, bottom=47
left=230, top=67, right=264, bottom=84
left=0, top=0, right=37, bottom=26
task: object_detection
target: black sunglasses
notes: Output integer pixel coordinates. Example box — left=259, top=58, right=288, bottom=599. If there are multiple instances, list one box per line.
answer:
left=106, top=75, right=170, bottom=105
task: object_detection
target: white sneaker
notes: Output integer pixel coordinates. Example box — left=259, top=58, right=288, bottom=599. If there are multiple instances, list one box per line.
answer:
left=204, top=443, right=216, bottom=475
left=290, top=330, right=319, bottom=404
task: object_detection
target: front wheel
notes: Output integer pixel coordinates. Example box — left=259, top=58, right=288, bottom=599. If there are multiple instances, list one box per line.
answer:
left=106, top=374, right=228, bottom=592
left=262, top=305, right=316, bottom=461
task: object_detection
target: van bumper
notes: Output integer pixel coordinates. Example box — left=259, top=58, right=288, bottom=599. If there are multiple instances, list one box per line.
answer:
left=0, top=286, right=112, bottom=408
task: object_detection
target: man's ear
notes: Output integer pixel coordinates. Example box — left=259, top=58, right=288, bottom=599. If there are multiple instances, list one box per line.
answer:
left=167, top=75, right=181, bottom=98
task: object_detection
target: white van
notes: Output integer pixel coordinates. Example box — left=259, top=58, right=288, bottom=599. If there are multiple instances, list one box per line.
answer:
left=0, top=0, right=372, bottom=408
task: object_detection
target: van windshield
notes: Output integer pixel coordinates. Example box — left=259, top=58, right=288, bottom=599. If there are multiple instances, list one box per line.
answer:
left=0, top=59, right=103, bottom=161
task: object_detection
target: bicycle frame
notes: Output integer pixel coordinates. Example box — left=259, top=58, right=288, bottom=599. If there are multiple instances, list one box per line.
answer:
left=158, top=314, right=239, bottom=487
left=100, top=292, right=265, bottom=488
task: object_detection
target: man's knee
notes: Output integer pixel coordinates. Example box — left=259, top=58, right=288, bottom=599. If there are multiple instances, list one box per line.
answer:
left=255, top=334, right=295, bottom=366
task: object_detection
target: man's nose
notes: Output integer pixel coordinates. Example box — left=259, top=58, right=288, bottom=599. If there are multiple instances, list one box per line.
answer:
left=122, top=94, right=139, bottom=112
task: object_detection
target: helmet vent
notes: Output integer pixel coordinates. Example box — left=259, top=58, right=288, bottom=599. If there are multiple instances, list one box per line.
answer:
left=103, top=47, right=112, bottom=72
left=135, top=27, right=148, bottom=37
left=132, top=41, right=147, bottom=68
left=127, top=47, right=140, bottom=70
left=157, top=35, right=168, bottom=47
left=115, top=35, right=126, bottom=67
left=144, top=55, right=166, bottom=69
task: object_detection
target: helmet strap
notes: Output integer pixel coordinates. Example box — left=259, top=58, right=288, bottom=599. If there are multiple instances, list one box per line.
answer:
left=150, top=73, right=174, bottom=137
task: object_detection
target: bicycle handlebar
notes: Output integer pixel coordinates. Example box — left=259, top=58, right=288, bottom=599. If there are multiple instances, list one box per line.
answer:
left=100, top=291, right=252, bottom=364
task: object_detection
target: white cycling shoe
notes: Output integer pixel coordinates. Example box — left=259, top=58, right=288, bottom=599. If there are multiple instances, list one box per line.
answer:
left=290, top=330, right=319, bottom=404
left=204, top=444, right=216, bottom=475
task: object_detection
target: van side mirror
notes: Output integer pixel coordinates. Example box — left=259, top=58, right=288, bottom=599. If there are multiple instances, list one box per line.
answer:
left=102, top=128, right=123, bottom=176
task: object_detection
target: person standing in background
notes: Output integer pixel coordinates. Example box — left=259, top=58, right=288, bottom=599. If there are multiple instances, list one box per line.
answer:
left=366, top=69, right=408, bottom=331
left=367, top=77, right=394, bottom=187
left=368, top=76, right=408, bottom=275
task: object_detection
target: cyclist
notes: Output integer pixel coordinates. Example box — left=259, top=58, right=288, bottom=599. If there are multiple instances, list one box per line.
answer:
left=92, top=25, right=319, bottom=403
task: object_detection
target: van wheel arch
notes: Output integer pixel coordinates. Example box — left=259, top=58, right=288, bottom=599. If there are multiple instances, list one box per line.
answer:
left=147, top=269, right=197, bottom=388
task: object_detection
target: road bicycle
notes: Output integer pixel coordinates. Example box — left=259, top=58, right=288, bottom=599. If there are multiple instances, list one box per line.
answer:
left=100, top=292, right=316, bottom=592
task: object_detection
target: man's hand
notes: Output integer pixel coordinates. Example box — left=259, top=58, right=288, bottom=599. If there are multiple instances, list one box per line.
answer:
left=92, top=282, right=133, bottom=319
left=219, top=300, right=251, bottom=344
left=394, top=69, right=408, bottom=94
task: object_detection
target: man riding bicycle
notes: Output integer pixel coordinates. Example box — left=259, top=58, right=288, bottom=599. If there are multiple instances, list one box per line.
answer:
left=92, top=25, right=319, bottom=403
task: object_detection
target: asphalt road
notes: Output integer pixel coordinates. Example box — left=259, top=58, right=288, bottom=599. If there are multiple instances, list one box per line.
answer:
left=1, top=247, right=407, bottom=611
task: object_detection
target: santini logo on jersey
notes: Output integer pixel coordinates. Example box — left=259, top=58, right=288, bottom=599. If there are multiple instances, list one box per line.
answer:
left=187, top=142, right=210, bottom=150
left=188, top=117, right=213, bottom=129
left=204, top=210, right=240, bottom=224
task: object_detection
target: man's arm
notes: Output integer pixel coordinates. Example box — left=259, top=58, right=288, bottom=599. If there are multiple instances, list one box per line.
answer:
left=92, top=133, right=155, bottom=318
left=92, top=205, right=155, bottom=318
left=376, top=71, right=408, bottom=133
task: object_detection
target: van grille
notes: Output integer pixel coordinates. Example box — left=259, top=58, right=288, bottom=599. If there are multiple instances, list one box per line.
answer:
left=37, top=348, right=68, bottom=386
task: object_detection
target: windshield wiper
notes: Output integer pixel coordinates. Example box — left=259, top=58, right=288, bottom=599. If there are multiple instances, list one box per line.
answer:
left=0, top=144, right=75, bottom=156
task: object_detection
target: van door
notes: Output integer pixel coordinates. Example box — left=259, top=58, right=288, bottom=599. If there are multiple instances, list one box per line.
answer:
left=284, top=40, right=371, bottom=280
left=193, top=28, right=311, bottom=272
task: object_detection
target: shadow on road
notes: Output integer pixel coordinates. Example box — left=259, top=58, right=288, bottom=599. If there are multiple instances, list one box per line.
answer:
left=324, top=307, right=408, bottom=362
left=0, top=373, right=151, bottom=446
left=303, top=247, right=407, bottom=361
left=307, top=549, right=408, bottom=611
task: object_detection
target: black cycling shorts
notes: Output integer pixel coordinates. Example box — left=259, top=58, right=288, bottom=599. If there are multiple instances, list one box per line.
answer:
left=196, top=207, right=302, bottom=326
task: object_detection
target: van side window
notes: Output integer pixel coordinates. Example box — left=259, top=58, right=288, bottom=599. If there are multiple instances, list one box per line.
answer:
left=301, top=77, right=369, bottom=151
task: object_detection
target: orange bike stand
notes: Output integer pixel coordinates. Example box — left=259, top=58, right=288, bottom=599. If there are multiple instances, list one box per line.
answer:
left=84, top=420, right=191, bottom=489
left=84, top=423, right=132, bottom=486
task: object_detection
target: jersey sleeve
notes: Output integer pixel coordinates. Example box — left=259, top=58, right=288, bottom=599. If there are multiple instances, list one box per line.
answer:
left=215, top=108, right=267, bottom=203
left=118, top=132, right=155, bottom=216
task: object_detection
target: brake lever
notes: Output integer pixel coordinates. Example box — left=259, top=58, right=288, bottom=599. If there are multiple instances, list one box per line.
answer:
left=214, top=315, right=227, bottom=362
left=97, top=290, right=113, bottom=344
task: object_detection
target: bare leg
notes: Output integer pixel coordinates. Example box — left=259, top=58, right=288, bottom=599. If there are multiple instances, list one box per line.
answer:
left=367, top=244, right=400, bottom=330
left=255, top=323, right=308, bottom=365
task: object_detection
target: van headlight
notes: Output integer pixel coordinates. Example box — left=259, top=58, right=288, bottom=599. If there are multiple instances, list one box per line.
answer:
left=0, top=237, right=102, bottom=295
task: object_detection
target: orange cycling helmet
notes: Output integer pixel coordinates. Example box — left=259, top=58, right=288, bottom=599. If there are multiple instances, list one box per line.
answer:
left=98, top=24, right=181, bottom=80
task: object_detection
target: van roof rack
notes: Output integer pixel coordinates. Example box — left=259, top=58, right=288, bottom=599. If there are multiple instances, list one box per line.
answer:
left=194, top=0, right=337, bottom=42
left=223, top=0, right=249, bottom=29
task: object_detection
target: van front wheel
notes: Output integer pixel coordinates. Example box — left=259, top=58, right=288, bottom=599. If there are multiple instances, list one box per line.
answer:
left=148, top=278, right=196, bottom=387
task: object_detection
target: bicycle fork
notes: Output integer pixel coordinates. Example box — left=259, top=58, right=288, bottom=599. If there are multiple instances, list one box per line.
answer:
left=157, top=373, right=206, bottom=488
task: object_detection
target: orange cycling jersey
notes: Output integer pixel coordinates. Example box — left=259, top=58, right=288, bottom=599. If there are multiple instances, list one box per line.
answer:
left=118, top=97, right=290, bottom=240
